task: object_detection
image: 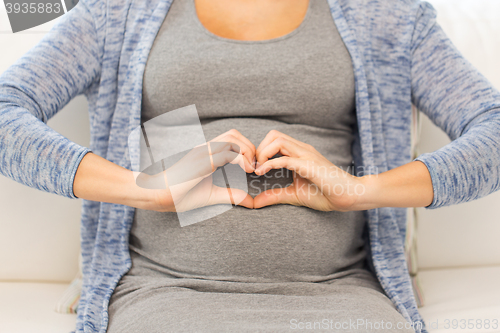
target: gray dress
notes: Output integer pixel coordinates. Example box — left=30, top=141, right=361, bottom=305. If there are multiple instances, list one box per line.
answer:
left=107, top=0, right=415, bottom=332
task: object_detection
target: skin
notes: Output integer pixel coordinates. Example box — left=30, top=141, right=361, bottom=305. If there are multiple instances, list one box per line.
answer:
left=74, top=128, right=433, bottom=212
left=194, top=0, right=310, bottom=41
left=73, top=1, right=434, bottom=212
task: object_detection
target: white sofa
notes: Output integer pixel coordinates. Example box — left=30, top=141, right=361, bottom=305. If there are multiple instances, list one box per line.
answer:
left=1, top=1, right=500, bottom=332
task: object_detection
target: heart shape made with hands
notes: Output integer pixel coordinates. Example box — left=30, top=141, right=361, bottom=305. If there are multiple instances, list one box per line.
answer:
left=141, top=128, right=361, bottom=214
left=201, top=129, right=361, bottom=212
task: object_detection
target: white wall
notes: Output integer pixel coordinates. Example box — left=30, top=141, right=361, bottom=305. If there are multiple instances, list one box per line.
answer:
left=0, top=12, right=89, bottom=282
left=417, top=0, right=500, bottom=269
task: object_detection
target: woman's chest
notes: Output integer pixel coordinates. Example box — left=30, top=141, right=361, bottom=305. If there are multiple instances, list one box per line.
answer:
left=142, top=0, right=356, bottom=131
left=194, top=0, right=310, bottom=41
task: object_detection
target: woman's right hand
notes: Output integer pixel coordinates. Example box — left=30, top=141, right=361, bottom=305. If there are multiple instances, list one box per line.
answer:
left=74, top=130, right=255, bottom=212
left=148, top=129, right=256, bottom=212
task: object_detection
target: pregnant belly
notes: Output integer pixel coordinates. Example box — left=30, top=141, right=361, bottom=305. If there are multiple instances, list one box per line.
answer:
left=129, top=204, right=367, bottom=281
left=128, top=118, right=366, bottom=281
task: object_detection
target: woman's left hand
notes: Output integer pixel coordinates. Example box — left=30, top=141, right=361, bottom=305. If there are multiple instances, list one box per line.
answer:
left=253, top=130, right=364, bottom=212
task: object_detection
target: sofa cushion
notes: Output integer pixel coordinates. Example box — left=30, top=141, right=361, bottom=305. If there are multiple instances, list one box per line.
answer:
left=418, top=265, right=500, bottom=333
left=0, top=282, right=76, bottom=333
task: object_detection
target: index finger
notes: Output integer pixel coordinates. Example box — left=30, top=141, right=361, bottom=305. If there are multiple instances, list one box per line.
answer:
left=256, top=130, right=308, bottom=157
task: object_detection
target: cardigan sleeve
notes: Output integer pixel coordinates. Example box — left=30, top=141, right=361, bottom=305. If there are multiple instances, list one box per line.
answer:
left=410, top=1, right=500, bottom=209
left=0, top=1, right=101, bottom=198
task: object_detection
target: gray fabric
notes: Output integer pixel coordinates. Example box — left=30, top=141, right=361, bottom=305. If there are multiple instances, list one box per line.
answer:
left=141, top=0, right=356, bottom=132
left=130, top=117, right=368, bottom=281
left=134, top=0, right=364, bottom=281
left=108, top=252, right=415, bottom=332
left=108, top=0, right=413, bottom=331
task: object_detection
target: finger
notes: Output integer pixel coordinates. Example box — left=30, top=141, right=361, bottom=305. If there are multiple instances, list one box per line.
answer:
left=168, top=146, right=238, bottom=184
left=208, top=185, right=254, bottom=209
left=253, top=185, right=299, bottom=209
left=256, top=137, right=308, bottom=166
left=209, top=139, right=253, bottom=166
left=254, top=156, right=309, bottom=178
left=212, top=129, right=256, bottom=161
left=210, top=136, right=255, bottom=166
left=212, top=151, right=255, bottom=173
left=215, top=129, right=256, bottom=155
left=256, top=130, right=309, bottom=157
left=208, top=141, right=239, bottom=155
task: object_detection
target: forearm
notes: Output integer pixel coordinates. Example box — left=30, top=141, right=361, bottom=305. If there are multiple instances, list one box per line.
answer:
left=73, top=152, right=158, bottom=210
left=0, top=2, right=102, bottom=198
left=354, top=160, right=434, bottom=210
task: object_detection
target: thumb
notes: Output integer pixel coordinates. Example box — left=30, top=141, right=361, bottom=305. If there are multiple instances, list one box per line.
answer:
left=253, top=186, right=298, bottom=209
left=208, top=185, right=254, bottom=209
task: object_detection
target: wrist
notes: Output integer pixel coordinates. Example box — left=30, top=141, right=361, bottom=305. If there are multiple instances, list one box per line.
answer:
left=73, top=152, right=164, bottom=211
left=350, top=160, right=434, bottom=210
left=348, top=174, right=381, bottom=211
left=123, top=171, right=158, bottom=210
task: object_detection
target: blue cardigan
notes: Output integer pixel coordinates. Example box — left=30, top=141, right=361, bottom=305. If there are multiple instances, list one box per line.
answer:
left=1, top=0, right=500, bottom=332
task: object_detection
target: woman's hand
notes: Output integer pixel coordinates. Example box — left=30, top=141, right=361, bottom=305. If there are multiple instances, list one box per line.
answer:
left=73, top=128, right=433, bottom=213
left=73, top=129, right=256, bottom=212
left=253, top=130, right=363, bottom=212
left=149, top=129, right=256, bottom=212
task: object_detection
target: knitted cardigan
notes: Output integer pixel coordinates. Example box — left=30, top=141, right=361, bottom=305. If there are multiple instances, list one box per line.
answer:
left=1, top=0, right=500, bottom=332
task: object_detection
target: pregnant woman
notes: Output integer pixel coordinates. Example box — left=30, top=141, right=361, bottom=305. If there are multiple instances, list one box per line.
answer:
left=1, top=0, right=499, bottom=332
